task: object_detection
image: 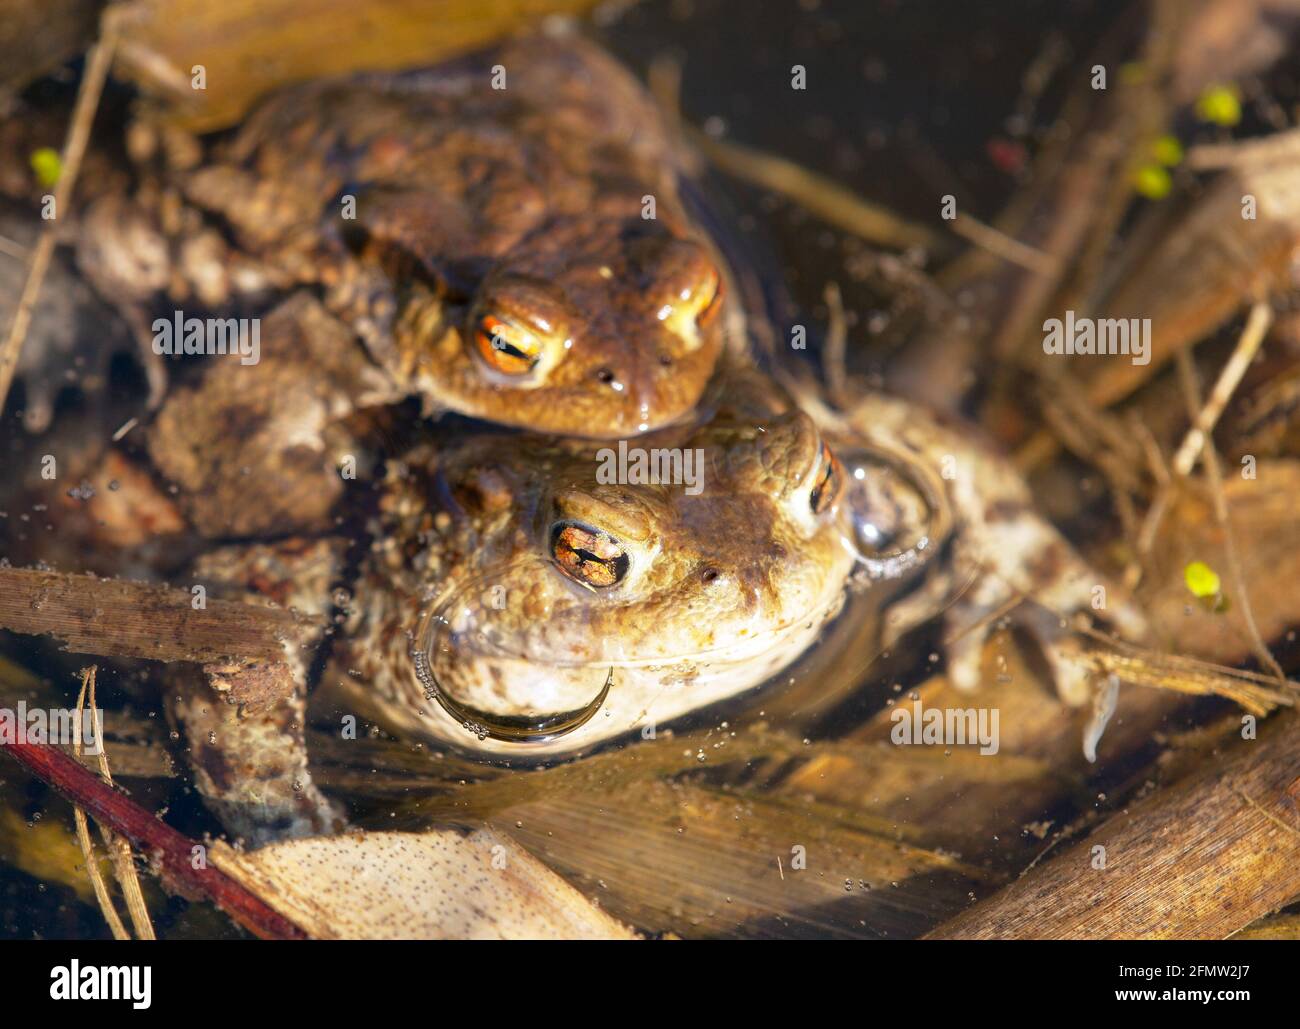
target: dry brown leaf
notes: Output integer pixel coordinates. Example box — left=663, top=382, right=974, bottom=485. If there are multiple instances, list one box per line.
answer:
left=109, top=0, right=604, bottom=133
left=212, top=827, right=636, bottom=940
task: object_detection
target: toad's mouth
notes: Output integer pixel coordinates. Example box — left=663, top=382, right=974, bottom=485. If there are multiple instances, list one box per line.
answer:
left=409, top=562, right=849, bottom=744
left=412, top=643, right=615, bottom=745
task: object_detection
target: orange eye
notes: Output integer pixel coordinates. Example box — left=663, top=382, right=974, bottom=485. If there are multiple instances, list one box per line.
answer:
left=810, top=442, right=843, bottom=516
left=474, top=314, right=543, bottom=376
left=551, top=522, right=629, bottom=589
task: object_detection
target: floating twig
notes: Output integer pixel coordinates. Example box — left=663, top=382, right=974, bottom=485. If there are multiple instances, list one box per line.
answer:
left=689, top=128, right=938, bottom=251
left=1075, top=621, right=1295, bottom=711
left=928, top=710, right=1300, bottom=939
left=0, top=17, right=118, bottom=416
left=72, top=669, right=130, bottom=940
left=74, top=666, right=156, bottom=939
left=821, top=281, right=848, bottom=408
left=1170, top=300, right=1273, bottom=478
left=0, top=735, right=308, bottom=939
left=951, top=213, right=1059, bottom=275
left=1174, top=346, right=1287, bottom=683
left=0, top=566, right=320, bottom=664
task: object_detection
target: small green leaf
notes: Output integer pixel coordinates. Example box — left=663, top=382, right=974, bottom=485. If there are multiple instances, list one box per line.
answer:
left=1151, top=134, right=1183, bottom=167
left=1195, top=85, right=1242, bottom=127
left=30, top=147, right=62, bottom=189
left=1133, top=163, right=1171, bottom=200
left=1184, top=560, right=1221, bottom=599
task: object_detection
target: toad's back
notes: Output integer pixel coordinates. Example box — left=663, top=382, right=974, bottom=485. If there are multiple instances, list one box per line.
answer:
left=182, top=34, right=732, bottom=438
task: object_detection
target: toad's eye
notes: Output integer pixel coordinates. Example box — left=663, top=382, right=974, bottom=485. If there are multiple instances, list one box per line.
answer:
left=692, top=267, right=724, bottom=326
left=836, top=445, right=949, bottom=582
left=660, top=267, right=724, bottom=350
left=474, top=314, right=543, bottom=376
left=810, top=441, right=843, bottom=515
left=551, top=521, right=629, bottom=589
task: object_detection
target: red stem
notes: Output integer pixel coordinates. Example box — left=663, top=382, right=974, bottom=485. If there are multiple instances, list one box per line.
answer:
left=2, top=740, right=308, bottom=940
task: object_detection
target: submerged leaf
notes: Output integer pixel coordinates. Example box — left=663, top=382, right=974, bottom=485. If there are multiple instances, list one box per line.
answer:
left=1183, top=559, right=1221, bottom=598
left=29, top=146, right=61, bottom=188
left=1195, top=84, right=1242, bottom=126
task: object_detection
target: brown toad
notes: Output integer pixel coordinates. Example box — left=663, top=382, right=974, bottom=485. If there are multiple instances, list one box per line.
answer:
left=77, top=35, right=733, bottom=439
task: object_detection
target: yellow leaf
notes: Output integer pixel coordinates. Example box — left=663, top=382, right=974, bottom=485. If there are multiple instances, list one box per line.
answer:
left=29, top=147, right=61, bottom=189
left=1151, top=134, right=1183, bottom=167
left=1195, top=85, right=1242, bottom=127
left=1184, top=560, right=1221, bottom=599
left=1133, top=163, right=1171, bottom=200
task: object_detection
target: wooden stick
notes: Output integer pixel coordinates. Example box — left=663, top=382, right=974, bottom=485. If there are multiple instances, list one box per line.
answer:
left=951, top=213, right=1059, bottom=275
left=1173, top=348, right=1286, bottom=682
left=689, top=128, right=938, bottom=251
left=0, top=18, right=118, bottom=415
left=926, top=711, right=1300, bottom=939
left=1170, top=300, right=1273, bottom=478
left=1, top=738, right=308, bottom=939
left=821, top=281, right=848, bottom=408
left=0, top=566, right=318, bottom=664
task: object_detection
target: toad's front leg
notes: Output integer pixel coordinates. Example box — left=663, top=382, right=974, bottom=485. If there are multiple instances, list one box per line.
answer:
left=168, top=538, right=348, bottom=845
left=51, top=295, right=380, bottom=843
left=817, top=390, right=1147, bottom=758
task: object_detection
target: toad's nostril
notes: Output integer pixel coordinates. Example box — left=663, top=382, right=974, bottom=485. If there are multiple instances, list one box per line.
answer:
left=701, top=567, right=720, bottom=584
left=595, top=367, right=617, bottom=385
